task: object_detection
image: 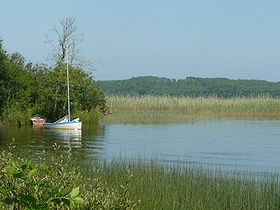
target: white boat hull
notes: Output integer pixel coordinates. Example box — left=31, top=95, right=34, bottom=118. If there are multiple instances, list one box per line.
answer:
left=43, top=121, right=82, bottom=130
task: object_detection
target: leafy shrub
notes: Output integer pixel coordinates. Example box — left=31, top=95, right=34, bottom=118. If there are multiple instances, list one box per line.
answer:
left=0, top=145, right=137, bottom=209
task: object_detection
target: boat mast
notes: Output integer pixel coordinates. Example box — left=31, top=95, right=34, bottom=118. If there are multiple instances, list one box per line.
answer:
left=66, top=49, right=71, bottom=121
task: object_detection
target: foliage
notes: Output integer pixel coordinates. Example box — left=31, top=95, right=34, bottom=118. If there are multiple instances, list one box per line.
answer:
left=0, top=43, right=32, bottom=115
left=0, top=40, right=107, bottom=124
left=0, top=146, right=137, bottom=209
left=0, top=149, right=84, bottom=209
left=32, top=64, right=107, bottom=121
left=97, top=76, right=280, bottom=98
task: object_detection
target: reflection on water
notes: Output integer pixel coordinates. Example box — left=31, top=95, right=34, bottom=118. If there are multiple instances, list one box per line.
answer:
left=0, top=123, right=105, bottom=157
left=42, top=129, right=82, bottom=150
left=1, top=119, right=280, bottom=175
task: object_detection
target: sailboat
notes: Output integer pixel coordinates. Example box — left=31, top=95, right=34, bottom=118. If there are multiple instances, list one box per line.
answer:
left=43, top=51, right=82, bottom=130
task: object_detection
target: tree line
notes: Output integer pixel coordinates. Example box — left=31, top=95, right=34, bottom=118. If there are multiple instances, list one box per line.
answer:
left=0, top=20, right=107, bottom=123
left=96, top=76, right=280, bottom=98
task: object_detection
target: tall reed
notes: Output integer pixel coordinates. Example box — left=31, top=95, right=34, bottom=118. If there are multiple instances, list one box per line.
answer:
left=93, top=160, right=280, bottom=210
left=0, top=105, right=33, bottom=126
left=2, top=146, right=280, bottom=209
left=104, top=96, right=280, bottom=123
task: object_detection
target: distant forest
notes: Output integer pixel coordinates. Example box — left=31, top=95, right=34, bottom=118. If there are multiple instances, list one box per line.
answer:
left=96, top=76, right=280, bottom=98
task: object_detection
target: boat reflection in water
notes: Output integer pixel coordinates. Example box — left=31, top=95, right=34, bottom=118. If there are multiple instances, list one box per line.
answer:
left=42, top=129, right=82, bottom=152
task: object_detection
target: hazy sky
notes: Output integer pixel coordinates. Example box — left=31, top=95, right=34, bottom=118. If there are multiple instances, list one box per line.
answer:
left=1, top=0, right=280, bottom=81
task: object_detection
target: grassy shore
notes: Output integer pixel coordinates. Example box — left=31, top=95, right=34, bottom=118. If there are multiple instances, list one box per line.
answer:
left=3, top=96, right=280, bottom=125
left=99, top=160, right=280, bottom=210
left=0, top=108, right=100, bottom=126
left=103, top=96, right=280, bottom=123
left=1, top=147, right=280, bottom=209
left=0, top=147, right=137, bottom=209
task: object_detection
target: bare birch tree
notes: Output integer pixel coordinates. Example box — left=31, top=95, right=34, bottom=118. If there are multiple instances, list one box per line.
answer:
left=46, top=17, right=84, bottom=66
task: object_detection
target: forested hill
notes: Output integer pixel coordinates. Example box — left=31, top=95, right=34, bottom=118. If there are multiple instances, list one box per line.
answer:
left=96, top=76, right=280, bottom=97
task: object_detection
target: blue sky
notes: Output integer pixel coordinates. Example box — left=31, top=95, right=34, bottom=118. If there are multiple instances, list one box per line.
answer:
left=1, top=0, right=280, bottom=81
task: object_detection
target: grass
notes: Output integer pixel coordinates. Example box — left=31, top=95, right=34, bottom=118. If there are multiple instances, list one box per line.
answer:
left=74, top=109, right=100, bottom=123
left=0, top=105, right=33, bottom=126
left=88, top=160, right=280, bottom=210
left=103, top=95, right=280, bottom=123
left=2, top=146, right=280, bottom=209
left=3, top=96, right=280, bottom=125
left=2, top=96, right=280, bottom=208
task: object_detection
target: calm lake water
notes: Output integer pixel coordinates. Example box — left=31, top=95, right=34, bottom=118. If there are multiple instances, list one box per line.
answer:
left=0, top=119, right=280, bottom=174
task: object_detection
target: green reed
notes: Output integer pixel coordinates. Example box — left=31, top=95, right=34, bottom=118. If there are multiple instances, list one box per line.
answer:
left=103, top=96, right=280, bottom=123
left=91, top=160, right=280, bottom=210
left=1, top=146, right=280, bottom=209
left=0, top=106, right=33, bottom=126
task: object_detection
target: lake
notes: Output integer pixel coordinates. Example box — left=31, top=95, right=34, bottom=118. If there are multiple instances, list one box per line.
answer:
left=0, top=119, right=279, bottom=174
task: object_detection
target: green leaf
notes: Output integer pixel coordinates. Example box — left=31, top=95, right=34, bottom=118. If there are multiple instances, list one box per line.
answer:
left=53, top=187, right=59, bottom=195
left=59, top=186, right=72, bottom=196
left=70, top=187, right=79, bottom=198
left=19, top=194, right=36, bottom=204
left=27, top=169, right=37, bottom=178
left=41, top=192, right=49, bottom=201
left=70, top=200, right=75, bottom=209
left=51, top=198, right=61, bottom=205
left=73, top=196, right=84, bottom=205
left=0, top=188, right=8, bottom=196
left=21, top=162, right=33, bottom=171
left=61, top=198, right=70, bottom=207
left=37, top=203, right=48, bottom=210
left=13, top=172, right=25, bottom=179
left=11, top=189, right=18, bottom=197
left=3, top=197, right=13, bottom=205
left=21, top=164, right=28, bottom=171
left=4, top=165, right=17, bottom=175
left=12, top=160, right=17, bottom=167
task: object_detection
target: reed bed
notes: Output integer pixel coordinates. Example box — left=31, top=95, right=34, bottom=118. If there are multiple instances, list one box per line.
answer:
left=2, top=146, right=280, bottom=209
left=87, top=160, right=280, bottom=210
left=103, top=96, right=280, bottom=123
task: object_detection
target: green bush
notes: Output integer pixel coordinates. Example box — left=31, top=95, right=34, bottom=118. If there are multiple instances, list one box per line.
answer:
left=0, top=146, right=137, bottom=209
